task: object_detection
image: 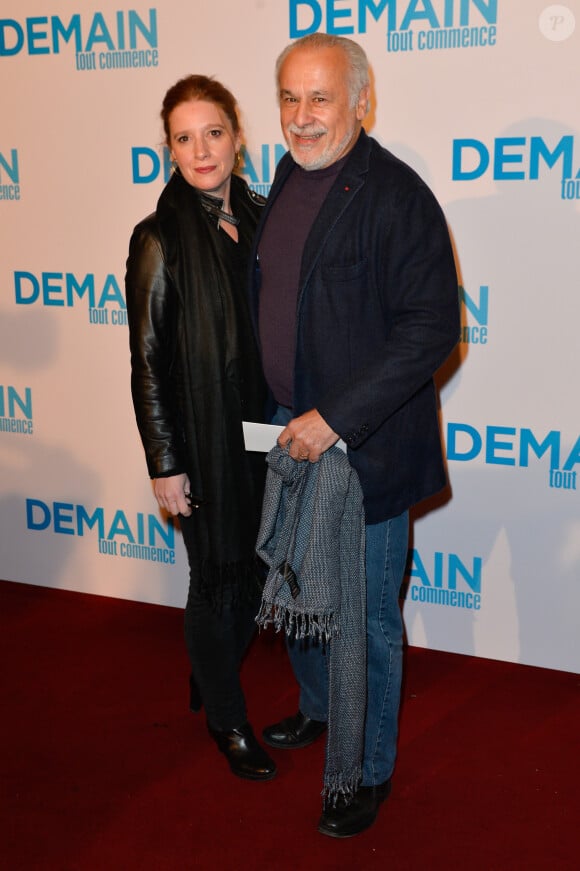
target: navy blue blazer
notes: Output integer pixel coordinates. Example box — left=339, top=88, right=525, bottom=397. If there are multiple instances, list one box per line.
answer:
left=250, top=130, right=460, bottom=523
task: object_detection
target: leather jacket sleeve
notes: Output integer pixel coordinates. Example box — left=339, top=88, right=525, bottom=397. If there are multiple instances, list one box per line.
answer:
left=125, top=216, right=186, bottom=479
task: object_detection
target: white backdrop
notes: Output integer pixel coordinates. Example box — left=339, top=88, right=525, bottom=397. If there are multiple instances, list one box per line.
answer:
left=1, top=1, right=578, bottom=673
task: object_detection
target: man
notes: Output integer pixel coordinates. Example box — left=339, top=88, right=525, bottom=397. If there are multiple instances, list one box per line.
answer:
left=250, top=33, right=459, bottom=837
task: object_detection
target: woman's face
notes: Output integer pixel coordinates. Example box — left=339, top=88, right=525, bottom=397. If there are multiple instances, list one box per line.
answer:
left=168, top=99, right=240, bottom=200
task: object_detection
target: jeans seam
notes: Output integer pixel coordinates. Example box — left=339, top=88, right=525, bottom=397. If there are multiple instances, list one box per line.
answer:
left=368, top=519, right=393, bottom=783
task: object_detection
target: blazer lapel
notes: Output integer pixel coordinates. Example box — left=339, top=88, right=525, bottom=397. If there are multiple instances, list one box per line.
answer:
left=299, top=130, right=371, bottom=291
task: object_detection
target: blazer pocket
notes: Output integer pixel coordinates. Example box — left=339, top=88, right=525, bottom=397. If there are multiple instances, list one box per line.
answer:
left=322, top=258, right=368, bottom=282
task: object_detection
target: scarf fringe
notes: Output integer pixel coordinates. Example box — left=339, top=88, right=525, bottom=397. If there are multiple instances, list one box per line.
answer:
left=322, top=767, right=363, bottom=808
left=255, top=600, right=340, bottom=642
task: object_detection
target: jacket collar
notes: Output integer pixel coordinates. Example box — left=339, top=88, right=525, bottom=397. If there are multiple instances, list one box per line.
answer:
left=300, top=128, right=371, bottom=288
left=258, top=129, right=372, bottom=289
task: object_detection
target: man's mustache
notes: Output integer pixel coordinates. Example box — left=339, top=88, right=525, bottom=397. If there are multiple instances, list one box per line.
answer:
left=287, top=124, right=327, bottom=136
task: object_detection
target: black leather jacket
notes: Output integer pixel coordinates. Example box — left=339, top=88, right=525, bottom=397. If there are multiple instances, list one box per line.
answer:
left=126, top=174, right=266, bottom=482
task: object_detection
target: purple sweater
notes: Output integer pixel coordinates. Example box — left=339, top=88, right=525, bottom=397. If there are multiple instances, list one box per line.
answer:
left=258, top=157, right=346, bottom=407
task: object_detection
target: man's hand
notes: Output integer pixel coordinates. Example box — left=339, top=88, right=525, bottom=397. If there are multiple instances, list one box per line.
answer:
left=278, top=409, right=339, bottom=463
left=153, top=473, right=192, bottom=516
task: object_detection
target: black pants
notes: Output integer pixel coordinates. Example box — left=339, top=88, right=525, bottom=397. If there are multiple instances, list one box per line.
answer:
left=180, top=512, right=260, bottom=731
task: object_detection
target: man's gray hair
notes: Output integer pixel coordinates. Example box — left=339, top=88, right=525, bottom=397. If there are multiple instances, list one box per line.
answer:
left=276, top=33, right=370, bottom=112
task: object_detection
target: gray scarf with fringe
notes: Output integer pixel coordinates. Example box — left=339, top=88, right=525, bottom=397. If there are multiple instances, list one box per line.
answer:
left=256, top=444, right=366, bottom=805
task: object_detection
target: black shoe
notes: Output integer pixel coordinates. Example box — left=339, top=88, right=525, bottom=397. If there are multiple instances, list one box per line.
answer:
left=208, top=722, right=277, bottom=781
left=262, top=710, right=327, bottom=749
left=318, top=779, right=392, bottom=838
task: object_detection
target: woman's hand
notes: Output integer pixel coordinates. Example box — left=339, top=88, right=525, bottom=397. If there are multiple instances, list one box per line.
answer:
left=153, top=473, right=192, bottom=516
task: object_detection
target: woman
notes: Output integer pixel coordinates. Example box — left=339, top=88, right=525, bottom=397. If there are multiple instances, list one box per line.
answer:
left=125, top=75, right=275, bottom=781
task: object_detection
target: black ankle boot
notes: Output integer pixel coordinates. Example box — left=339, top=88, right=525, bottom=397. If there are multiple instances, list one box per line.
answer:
left=318, top=779, right=392, bottom=838
left=208, top=722, right=277, bottom=781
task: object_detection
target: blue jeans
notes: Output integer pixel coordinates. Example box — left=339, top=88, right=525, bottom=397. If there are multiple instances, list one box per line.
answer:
left=362, top=513, right=408, bottom=785
left=272, top=396, right=408, bottom=786
left=286, top=513, right=408, bottom=786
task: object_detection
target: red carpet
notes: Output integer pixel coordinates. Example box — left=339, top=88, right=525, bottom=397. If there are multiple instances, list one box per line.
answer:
left=1, top=579, right=578, bottom=870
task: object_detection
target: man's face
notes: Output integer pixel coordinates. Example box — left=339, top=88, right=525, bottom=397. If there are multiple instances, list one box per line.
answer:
left=278, top=45, right=368, bottom=171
